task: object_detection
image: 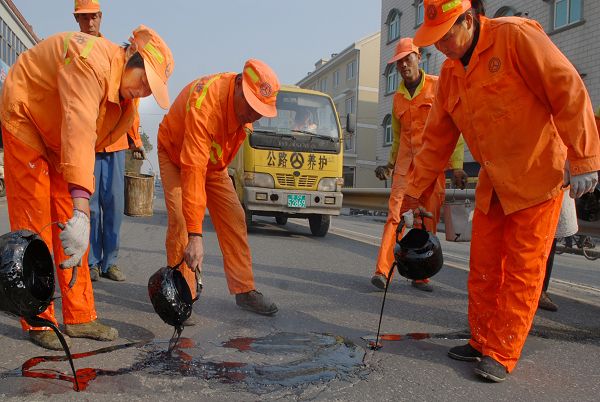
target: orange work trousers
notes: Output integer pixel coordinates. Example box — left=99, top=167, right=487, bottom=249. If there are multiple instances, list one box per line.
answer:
left=375, top=163, right=446, bottom=282
left=468, top=191, right=562, bottom=372
left=158, top=147, right=255, bottom=296
left=2, top=128, right=97, bottom=331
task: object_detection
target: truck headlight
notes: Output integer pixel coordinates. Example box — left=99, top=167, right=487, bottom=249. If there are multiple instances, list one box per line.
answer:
left=245, top=172, right=275, bottom=188
left=318, top=177, right=339, bottom=192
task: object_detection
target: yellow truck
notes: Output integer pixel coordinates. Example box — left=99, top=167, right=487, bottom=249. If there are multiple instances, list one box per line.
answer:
left=228, top=85, right=354, bottom=236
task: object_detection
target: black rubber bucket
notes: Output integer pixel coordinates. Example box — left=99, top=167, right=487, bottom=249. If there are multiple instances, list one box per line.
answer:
left=393, top=227, right=443, bottom=281
left=0, top=230, right=55, bottom=318
left=148, top=263, right=201, bottom=329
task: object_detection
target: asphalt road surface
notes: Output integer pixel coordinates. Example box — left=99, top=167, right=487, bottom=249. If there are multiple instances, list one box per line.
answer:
left=0, top=190, right=598, bottom=401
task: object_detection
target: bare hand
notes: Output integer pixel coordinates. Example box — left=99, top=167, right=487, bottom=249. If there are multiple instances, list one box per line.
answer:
left=184, top=236, right=204, bottom=274
left=130, top=144, right=146, bottom=160
left=451, top=169, right=468, bottom=190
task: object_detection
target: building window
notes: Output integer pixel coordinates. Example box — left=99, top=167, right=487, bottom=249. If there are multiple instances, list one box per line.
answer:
left=555, top=0, right=582, bottom=29
left=386, top=64, right=399, bottom=94
left=383, top=114, right=394, bottom=145
left=343, top=166, right=355, bottom=188
left=347, top=61, right=356, bottom=80
left=418, top=47, right=431, bottom=74
left=310, top=84, right=316, bottom=91
left=494, top=6, right=516, bottom=17
left=416, top=0, right=425, bottom=26
left=0, top=17, right=26, bottom=66
left=384, top=64, right=399, bottom=94
left=387, top=9, right=401, bottom=43
left=346, top=97, right=355, bottom=114
left=333, top=70, right=340, bottom=87
left=320, top=78, right=327, bottom=93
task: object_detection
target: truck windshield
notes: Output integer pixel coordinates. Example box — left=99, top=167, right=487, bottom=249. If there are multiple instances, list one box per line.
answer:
left=255, top=91, right=341, bottom=140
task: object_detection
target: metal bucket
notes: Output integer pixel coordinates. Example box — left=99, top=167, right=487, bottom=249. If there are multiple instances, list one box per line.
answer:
left=0, top=230, right=55, bottom=318
left=124, top=172, right=154, bottom=217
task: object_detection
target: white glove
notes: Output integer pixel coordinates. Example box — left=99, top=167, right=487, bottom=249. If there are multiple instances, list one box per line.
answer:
left=131, top=145, right=146, bottom=160
left=564, top=159, right=598, bottom=198
left=59, top=209, right=90, bottom=269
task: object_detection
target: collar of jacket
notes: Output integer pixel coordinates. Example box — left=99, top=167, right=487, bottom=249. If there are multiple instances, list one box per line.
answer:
left=107, top=47, right=126, bottom=104
left=397, top=69, right=426, bottom=101
left=450, top=15, right=494, bottom=79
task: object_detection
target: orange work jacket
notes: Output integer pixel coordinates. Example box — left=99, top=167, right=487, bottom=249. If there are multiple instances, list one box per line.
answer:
left=0, top=31, right=139, bottom=192
left=406, top=16, right=600, bottom=215
left=388, top=71, right=464, bottom=172
left=104, top=98, right=141, bottom=152
left=157, top=73, right=251, bottom=234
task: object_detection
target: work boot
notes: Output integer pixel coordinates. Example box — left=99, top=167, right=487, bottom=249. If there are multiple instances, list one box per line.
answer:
left=475, top=356, right=507, bottom=382
left=65, top=320, right=118, bottom=341
left=371, top=274, right=387, bottom=290
left=235, top=290, right=278, bottom=315
left=411, top=281, right=433, bottom=292
left=101, top=265, right=126, bottom=281
left=90, top=266, right=100, bottom=282
left=538, top=291, right=558, bottom=311
left=183, top=311, right=198, bottom=326
left=448, top=343, right=483, bottom=362
left=29, top=330, right=72, bottom=350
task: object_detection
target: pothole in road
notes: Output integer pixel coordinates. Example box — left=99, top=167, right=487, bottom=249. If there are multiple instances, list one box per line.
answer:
left=2, top=332, right=370, bottom=393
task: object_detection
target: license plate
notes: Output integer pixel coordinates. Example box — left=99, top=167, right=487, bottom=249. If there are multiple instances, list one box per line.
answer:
left=287, top=194, right=306, bottom=208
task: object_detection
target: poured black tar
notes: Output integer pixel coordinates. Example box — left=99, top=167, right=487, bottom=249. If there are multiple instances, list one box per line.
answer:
left=1, top=332, right=370, bottom=392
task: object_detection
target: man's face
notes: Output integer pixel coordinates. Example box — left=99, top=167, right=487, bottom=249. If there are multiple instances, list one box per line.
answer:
left=74, top=12, right=102, bottom=37
left=233, top=77, right=262, bottom=125
left=120, top=67, right=152, bottom=100
left=396, top=52, right=421, bottom=82
left=434, top=15, right=474, bottom=60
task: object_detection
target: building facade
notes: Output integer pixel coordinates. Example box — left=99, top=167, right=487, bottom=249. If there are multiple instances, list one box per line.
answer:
left=296, top=32, right=382, bottom=188
left=0, top=0, right=38, bottom=68
left=376, top=0, right=600, bottom=178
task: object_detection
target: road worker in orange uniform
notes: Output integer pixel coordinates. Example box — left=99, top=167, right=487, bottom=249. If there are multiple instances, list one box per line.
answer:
left=73, top=0, right=145, bottom=283
left=372, top=38, right=467, bottom=293
left=157, top=59, right=279, bottom=317
left=0, top=26, right=174, bottom=350
left=399, top=0, right=600, bottom=382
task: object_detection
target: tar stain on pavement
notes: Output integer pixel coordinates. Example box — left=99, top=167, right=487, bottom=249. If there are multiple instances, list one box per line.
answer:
left=1, top=332, right=370, bottom=393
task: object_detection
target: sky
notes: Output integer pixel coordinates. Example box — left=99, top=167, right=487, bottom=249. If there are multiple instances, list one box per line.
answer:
left=12, top=0, right=382, bottom=173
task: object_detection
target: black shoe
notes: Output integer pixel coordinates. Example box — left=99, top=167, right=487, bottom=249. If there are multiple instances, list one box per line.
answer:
left=448, top=343, right=483, bottom=362
left=475, top=356, right=506, bottom=382
left=411, top=281, right=433, bottom=292
left=235, top=290, right=278, bottom=315
left=371, top=274, right=387, bottom=290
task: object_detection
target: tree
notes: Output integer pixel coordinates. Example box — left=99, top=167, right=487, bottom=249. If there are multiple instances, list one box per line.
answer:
left=125, top=127, right=153, bottom=174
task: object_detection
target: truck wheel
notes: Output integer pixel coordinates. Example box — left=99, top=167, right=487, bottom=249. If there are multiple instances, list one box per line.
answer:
left=275, top=216, right=288, bottom=225
left=244, top=206, right=252, bottom=229
left=309, top=214, right=330, bottom=237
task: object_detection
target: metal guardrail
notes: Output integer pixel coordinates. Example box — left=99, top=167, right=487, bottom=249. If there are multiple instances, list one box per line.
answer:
left=341, top=188, right=600, bottom=236
left=341, top=188, right=475, bottom=212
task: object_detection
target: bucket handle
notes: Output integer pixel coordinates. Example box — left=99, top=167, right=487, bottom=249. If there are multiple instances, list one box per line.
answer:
left=395, top=211, right=431, bottom=244
left=172, top=258, right=203, bottom=302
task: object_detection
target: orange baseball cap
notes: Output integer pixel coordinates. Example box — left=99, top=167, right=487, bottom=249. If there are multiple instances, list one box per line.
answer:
left=241, top=59, right=280, bottom=118
left=388, top=38, right=420, bottom=64
left=129, top=25, right=174, bottom=110
left=73, top=0, right=100, bottom=14
left=414, top=0, right=471, bottom=47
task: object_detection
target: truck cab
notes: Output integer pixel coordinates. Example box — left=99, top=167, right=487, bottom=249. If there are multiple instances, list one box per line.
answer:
left=228, top=85, right=353, bottom=236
